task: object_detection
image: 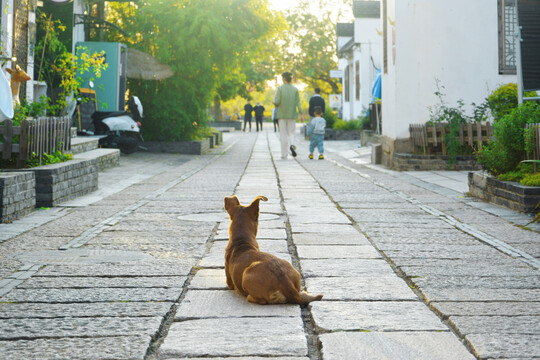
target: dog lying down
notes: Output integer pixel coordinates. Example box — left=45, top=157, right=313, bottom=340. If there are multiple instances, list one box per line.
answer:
left=224, top=195, right=323, bottom=305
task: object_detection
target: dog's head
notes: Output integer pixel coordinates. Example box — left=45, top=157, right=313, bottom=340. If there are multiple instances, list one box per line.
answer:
left=224, top=195, right=268, bottom=224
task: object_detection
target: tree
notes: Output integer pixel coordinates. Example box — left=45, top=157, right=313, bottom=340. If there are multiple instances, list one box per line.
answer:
left=105, top=0, right=283, bottom=140
left=277, top=0, right=351, bottom=95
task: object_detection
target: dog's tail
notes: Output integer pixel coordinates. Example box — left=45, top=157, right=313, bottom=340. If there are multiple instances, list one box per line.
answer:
left=282, top=281, right=323, bottom=305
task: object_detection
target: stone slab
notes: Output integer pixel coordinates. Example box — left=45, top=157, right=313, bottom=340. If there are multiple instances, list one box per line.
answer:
left=0, top=317, right=162, bottom=340
left=305, top=276, right=417, bottom=301
left=311, top=301, right=447, bottom=332
left=0, top=301, right=173, bottom=319
left=1, top=335, right=151, bottom=360
left=301, top=259, right=396, bottom=278
left=430, top=301, right=540, bottom=317
left=411, top=275, right=540, bottom=289
left=421, top=287, right=540, bottom=302
left=449, top=315, right=540, bottom=336
left=159, top=317, right=307, bottom=358
left=292, top=223, right=359, bottom=234
left=1, top=287, right=181, bottom=303
left=292, top=232, right=370, bottom=245
left=189, top=268, right=228, bottom=289
left=296, top=245, right=381, bottom=259
left=199, top=240, right=292, bottom=268
left=175, top=290, right=300, bottom=319
left=465, top=333, right=540, bottom=359
left=35, top=263, right=193, bottom=277
left=17, top=276, right=187, bottom=289
left=399, top=265, right=538, bottom=277
left=319, top=331, right=475, bottom=360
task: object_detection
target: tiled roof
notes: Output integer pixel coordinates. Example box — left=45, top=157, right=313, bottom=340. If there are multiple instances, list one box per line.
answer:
left=336, top=22, right=354, bottom=37
left=353, top=0, right=380, bottom=18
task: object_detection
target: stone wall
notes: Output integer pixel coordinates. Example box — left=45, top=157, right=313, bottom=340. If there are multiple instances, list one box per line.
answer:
left=6, top=159, right=99, bottom=208
left=144, top=138, right=211, bottom=155
left=393, top=153, right=482, bottom=171
left=468, top=172, right=540, bottom=213
left=0, top=172, right=36, bottom=223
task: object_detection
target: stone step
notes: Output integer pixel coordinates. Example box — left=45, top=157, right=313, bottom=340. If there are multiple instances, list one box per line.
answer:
left=73, top=148, right=120, bottom=171
left=70, top=136, right=100, bottom=155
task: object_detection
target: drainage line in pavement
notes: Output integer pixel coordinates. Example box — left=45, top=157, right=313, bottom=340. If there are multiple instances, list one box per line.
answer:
left=267, top=133, right=322, bottom=360
left=327, top=158, right=540, bottom=270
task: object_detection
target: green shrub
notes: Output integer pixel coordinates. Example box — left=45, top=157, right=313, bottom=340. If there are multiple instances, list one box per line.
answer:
left=334, top=119, right=361, bottom=131
left=477, top=103, right=540, bottom=175
left=497, top=171, right=524, bottom=182
left=487, top=83, right=537, bottom=121
left=323, top=108, right=338, bottom=129
left=521, top=173, right=540, bottom=187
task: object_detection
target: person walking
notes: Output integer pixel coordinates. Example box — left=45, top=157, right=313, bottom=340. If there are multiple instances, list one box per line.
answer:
left=253, top=102, right=265, bottom=132
left=243, top=100, right=254, bottom=132
left=272, top=106, right=278, bottom=132
left=306, top=106, right=326, bottom=160
left=308, top=87, right=325, bottom=119
left=273, top=72, right=304, bottom=159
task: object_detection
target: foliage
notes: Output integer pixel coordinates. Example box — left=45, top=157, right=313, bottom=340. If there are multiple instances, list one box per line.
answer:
left=33, top=12, right=108, bottom=116
left=277, top=0, right=348, bottom=95
left=428, top=80, right=488, bottom=163
left=359, top=115, right=371, bottom=130
left=105, top=0, right=283, bottom=141
left=496, top=162, right=540, bottom=187
left=520, top=173, right=540, bottom=186
left=26, top=150, right=73, bottom=168
left=476, top=103, right=540, bottom=175
left=12, top=98, right=48, bottom=126
left=323, top=108, right=338, bottom=129
left=487, top=83, right=537, bottom=121
left=334, top=119, right=361, bottom=131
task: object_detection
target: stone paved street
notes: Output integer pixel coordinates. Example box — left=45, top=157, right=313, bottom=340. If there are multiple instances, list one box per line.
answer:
left=0, top=128, right=538, bottom=359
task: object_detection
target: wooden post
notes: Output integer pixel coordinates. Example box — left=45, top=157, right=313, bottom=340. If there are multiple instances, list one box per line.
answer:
left=3, top=120, right=13, bottom=160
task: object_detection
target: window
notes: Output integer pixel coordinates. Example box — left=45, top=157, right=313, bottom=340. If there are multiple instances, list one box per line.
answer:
left=355, top=60, right=360, bottom=101
left=345, top=65, right=350, bottom=102
left=499, top=0, right=518, bottom=74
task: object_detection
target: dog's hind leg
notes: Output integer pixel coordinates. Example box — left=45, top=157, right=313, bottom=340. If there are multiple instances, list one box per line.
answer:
left=247, top=295, right=267, bottom=305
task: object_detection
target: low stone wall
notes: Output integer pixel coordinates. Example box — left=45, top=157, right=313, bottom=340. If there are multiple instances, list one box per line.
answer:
left=144, top=138, right=211, bottom=155
left=6, top=159, right=99, bottom=208
left=393, top=153, right=482, bottom=171
left=468, top=172, right=540, bottom=213
left=0, top=172, right=36, bottom=223
left=210, top=121, right=243, bottom=131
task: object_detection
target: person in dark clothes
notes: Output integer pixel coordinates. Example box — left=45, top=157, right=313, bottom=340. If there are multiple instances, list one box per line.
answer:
left=308, top=87, right=326, bottom=119
left=243, top=100, right=254, bottom=131
left=272, top=106, right=278, bottom=132
left=253, top=102, right=265, bottom=131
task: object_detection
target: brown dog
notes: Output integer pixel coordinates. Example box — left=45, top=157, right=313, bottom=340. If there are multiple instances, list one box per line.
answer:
left=224, top=195, right=323, bottom=305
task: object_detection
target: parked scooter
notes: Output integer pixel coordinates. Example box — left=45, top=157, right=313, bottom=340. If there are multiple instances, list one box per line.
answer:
left=91, top=96, right=144, bottom=154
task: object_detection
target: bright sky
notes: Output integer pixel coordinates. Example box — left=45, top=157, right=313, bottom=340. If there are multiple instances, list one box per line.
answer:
left=268, top=0, right=297, bottom=11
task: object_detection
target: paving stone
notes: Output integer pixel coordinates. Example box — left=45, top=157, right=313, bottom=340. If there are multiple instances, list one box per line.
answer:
left=175, top=290, right=300, bottom=319
left=199, top=240, right=292, bottom=268
left=1, top=287, right=181, bottom=303
left=292, top=232, right=370, bottom=245
left=420, top=287, right=540, bottom=302
left=305, top=276, right=417, bottom=301
left=311, top=301, right=447, bottom=332
left=291, top=223, right=359, bottom=234
left=0, top=301, right=173, bottom=318
left=430, top=301, right=540, bottom=317
left=449, top=315, right=540, bottom=336
left=319, top=331, right=475, bottom=360
left=301, top=259, right=396, bottom=278
left=189, top=268, right=227, bottom=289
left=0, top=335, right=151, bottom=360
left=159, top=317, right=307, bottom=358
left=0, top=316, right=162, bottom=340
left=465, top=333, right=540, bottom=359
left=296, top=245, right=381, bottom=259
left=412, top=275, right=540, bottom=289
left=35, top=263, right=193, bottom=277
left=400, top=265, right=538, bottom=277
left=166, top=358, right=307, bottom=360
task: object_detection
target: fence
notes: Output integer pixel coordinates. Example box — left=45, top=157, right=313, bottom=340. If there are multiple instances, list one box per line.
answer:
left=0, top=116, right=71, bottom=167
left=525, top=123, right=540, bottom=160
left=409, top=122, right=492, bottom=155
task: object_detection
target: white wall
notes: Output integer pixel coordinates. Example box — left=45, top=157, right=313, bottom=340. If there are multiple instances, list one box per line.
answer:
left=1, top=0, right=14, bottom=65
left=382, top=0, right=516, bottom=140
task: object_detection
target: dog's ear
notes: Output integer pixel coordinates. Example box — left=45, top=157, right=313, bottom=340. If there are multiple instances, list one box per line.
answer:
left=6, top=68, right=13, bottom=75
left=224, top=196, right=240, bottom=215
left=247, top=196, right=268, bottom=215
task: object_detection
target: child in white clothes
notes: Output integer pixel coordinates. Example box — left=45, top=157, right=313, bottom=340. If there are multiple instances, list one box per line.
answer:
left=306, top=106, right=326, bottom=159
